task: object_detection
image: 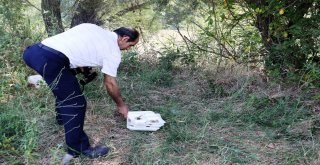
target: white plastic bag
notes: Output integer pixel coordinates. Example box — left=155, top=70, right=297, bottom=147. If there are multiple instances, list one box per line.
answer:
left=127, top=111, right=166, bottom=131
left=27, top=75, right=44, bottom=88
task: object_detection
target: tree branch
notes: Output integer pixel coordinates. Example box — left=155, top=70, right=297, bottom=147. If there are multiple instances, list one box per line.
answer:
left=192, top=21, right=236, bottom=60
left=106, top=1, right=152, bottom=22
left=23, top=0, right=41, bottom=12
left=176, top=26, right=191, bottom=53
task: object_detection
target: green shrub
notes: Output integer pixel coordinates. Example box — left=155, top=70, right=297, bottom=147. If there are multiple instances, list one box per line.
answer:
left=0, top=98, right=39, bottom=163
left=119, top=51, right=142, bottom=75
left=141, top=68, right=174, bottom=86
left=300, top=63, right=320, bottom=88
left=0, top=113, right=24, bottom=153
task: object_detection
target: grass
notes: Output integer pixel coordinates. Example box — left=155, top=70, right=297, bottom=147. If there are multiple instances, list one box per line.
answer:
left=2, top=41, right=320, bottom=165
left=0, top=90, right=41, bottom=164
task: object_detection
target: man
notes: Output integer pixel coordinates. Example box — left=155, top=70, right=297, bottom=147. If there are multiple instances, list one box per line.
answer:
left=23, top=23, right=139, bottom=158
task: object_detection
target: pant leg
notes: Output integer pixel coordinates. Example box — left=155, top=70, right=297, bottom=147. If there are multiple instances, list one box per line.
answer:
left=51, top=68, right=90, bottom=155
left=23, top=44, right=90, bottom=156
left=55, top=102, right=63, bottom=124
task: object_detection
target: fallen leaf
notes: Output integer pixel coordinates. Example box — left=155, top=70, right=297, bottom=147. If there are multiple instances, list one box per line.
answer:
left=267, top=143, right=276, bottom=149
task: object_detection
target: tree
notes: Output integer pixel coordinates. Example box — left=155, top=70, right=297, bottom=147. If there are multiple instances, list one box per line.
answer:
left=156, top=0, right=319, bottom=76
left=41, top=0, right=64, bottom=36
left=41, top=0, right=154, bottom=31
left=106, top=1, right=152, bottom=22
left=70, top=0, right=105, bottom=27
left=242, top=0, right=318, bottom=74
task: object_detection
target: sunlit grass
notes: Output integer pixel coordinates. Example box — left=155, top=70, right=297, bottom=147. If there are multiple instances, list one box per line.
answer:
left=1, top=27, right=320, bottom=165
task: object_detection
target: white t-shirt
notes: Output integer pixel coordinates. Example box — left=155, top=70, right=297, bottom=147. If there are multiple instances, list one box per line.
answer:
left=41, top=23, right=121, bottom=77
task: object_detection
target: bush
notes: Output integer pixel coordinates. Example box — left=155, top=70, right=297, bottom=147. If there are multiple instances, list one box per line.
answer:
left=0, top=98, right=39, bottom=163
left=119, top=51, right=142, bottom=75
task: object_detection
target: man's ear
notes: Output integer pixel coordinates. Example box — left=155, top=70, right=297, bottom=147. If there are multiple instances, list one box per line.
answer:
left=121, top=36, right=130, bottom=42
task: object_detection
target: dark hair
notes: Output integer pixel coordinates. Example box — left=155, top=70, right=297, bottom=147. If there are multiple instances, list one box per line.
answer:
left=114, top=27, right=139, bottom=42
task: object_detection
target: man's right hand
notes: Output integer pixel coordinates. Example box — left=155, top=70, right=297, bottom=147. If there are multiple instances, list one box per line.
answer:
left=104, top=74, right=128, bottom=119
left=117, top=104, right=129, bottom=118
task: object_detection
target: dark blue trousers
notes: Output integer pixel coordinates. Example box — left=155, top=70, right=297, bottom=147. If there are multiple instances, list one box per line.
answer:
left=23, top=43, right=90, bottom=156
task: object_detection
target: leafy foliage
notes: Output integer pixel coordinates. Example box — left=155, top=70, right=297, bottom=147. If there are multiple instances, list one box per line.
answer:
left=239, top=0, right=319, bottom=76
left=155, top=0, right=319, bottom=81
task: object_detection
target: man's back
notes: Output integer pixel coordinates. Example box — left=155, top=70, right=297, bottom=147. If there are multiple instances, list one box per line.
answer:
left=42, top=23, right=121, bottom=76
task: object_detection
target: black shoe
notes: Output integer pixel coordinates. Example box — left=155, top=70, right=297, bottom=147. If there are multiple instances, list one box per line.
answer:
left=82, top=146, right=109, bottom=158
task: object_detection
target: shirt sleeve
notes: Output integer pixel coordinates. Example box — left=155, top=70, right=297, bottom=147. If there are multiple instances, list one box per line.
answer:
left=101, top=55, right=121, bottom=77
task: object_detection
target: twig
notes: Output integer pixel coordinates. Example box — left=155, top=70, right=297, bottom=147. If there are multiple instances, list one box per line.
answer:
left=176, top=26, right=191, bottom=53
left=179, top=31, right=232, bottom=60
left=23, top=0, right=41, bottom=12
left=192, top=21, right=237, bottom=61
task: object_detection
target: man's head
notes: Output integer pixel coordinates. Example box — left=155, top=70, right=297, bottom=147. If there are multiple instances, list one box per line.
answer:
left=114, top=27, right=139, bottom=50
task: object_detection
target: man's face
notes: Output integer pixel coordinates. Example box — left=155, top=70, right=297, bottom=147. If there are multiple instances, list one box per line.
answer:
left=118, top=36, right=139, bottom=50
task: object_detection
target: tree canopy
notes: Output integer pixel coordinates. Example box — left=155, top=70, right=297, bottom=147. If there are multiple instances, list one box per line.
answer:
left=1, top=0, right=319, bottom=80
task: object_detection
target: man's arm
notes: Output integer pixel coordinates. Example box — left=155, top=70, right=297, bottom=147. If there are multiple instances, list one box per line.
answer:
left=104, top=74, right=128, bottom=118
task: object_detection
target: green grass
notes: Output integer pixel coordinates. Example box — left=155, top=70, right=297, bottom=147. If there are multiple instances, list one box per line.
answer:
left=2, top=60, right=320, bottom=165
left=2, top=41, right=320, bottom=165
left=0, top=93, right=41, bottom=164
left=116, top=62, right=320, bottom=164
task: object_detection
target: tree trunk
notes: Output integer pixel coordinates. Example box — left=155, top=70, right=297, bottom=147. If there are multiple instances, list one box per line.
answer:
left=41, top=0, right=64, bottom=36
left=70, top=0, right=104, bottom=28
